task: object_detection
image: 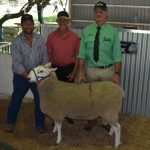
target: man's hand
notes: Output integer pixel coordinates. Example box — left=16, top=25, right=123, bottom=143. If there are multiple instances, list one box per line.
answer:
left=67, top=72, right=75, bottom=82
left=21, top=70, right=29, bottom=79
left=113, top=62, right=121, bottom=85
left=35, top=80, right=41, bottom=85
left=112, top=73, right=120, bottom=85
left=75, top=71, right=86, bottom=84
left=21, top=70, right=41, bottom=85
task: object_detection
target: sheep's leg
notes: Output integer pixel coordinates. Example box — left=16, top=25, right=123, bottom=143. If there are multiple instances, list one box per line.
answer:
left=53, top=123, right=57, bottom=133
left=111, top=123, right=121, bottom=148
left=55, top=121, right=62, bottom=144
left=109, top=126, right=114, bottom=136
left=101, top=118, right=107, bottom=126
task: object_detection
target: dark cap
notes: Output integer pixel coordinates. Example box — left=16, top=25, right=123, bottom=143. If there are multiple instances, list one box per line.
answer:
left=93, top=2, right=107, bottom=11
left=57, top=11, right=70, bottom=20
left=21, top=14, right=34, bottom=23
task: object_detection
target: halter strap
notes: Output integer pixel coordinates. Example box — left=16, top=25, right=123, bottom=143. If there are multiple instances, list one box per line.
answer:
left=32, top=68, right=51, bottom=81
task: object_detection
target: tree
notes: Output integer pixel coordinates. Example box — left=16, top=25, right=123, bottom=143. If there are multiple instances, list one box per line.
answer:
left=9, top=0, right=19, bottom=6
left=0, top=0, right=37, bottom=40
left=0, top=0, right=68, bottom=40
left=36, top=0, right=68, bottom=23
left=36, top=0, right=50, bottom=23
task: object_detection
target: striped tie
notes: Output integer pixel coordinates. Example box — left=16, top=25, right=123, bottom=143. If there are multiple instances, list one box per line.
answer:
left=94, top=26, right=101, bottom=62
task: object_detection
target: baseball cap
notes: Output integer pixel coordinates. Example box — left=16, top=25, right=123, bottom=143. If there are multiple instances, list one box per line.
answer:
left=21, top=14, right=34, bottom=23
left=93, top=2, right=107, bottom=11
left=57, top=11, right=70, bottom=20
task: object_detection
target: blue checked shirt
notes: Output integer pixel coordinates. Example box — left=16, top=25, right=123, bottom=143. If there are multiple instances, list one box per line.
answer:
left=11, top=32, right=48, bottom=74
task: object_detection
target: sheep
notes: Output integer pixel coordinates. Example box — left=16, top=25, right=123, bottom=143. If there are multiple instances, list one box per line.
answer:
left=28, top=64, right=124, bottom=148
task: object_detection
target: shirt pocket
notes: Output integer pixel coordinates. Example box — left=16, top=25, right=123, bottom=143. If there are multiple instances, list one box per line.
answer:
left=85, top=35, right=95, bottom=50
left=102, top=36, right=113, bottom=52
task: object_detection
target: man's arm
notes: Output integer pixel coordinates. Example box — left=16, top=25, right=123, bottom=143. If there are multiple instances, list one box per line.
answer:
left=40, top=36, right=49, bottom=64
left=11, top=42, right=27, bottom=77
left=113, top=61, right=122, bottom=85
left=114, top=61, right=122, bottom=75
left=112, top=29, right=122, bottom=85
left=67, top=35, right=80, bottom=81
left=46, top=34, right=52, bottom=62
left=21, top=70, right=29, bottom=79
left=75, top=59, right=86, bottom=83
left=75, top=30, right=87, bottom=83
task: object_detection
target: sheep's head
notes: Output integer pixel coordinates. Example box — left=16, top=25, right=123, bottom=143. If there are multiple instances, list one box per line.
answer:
left=28, top=63, right=57, bottom=82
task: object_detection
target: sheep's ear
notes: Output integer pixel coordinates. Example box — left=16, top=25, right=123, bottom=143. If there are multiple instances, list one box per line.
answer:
left=44, top=62, right=52, bottom=68
left=49, top=68, right=57, bottom=72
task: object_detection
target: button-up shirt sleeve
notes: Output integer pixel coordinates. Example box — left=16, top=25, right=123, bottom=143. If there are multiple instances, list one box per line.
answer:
left=77, top=30, right=86, bottom=59
left=113, top=29, right=122, bottom=62
left=46, top=34, right=52, bottom=57
left=39, top=36, right=48, bottom=65
left=75, top=35, right=80, bottom=55
left=11, top=42, right=26, bottom=74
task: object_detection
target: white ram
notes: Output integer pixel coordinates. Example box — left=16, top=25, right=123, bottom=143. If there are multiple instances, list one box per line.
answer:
left=28, top=64, right=124, bottom=148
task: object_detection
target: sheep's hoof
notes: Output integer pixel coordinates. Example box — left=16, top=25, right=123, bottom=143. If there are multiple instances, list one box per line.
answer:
left=56, top=138, right=62, bottom=145
left=56, top=141, right=61, bottom=145
left=114, top=142, right=122, bottom=149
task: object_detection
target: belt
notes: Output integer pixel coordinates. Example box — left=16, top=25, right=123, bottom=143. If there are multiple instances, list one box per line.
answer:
left=95, top=64, right=113, bottom=69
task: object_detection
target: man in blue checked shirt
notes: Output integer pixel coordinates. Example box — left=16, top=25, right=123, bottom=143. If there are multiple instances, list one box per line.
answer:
left=5, top=14, right=48, bottom=134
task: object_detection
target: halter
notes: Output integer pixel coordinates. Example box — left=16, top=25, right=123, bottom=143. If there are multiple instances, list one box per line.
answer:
left=32, top=68, right=51, bottom=81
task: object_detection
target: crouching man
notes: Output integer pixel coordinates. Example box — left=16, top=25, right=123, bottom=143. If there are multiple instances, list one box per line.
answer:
left=5, top=14, right=48, bottom=134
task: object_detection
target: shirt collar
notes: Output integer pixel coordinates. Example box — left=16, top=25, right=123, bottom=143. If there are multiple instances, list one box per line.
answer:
left=94, top=22, right=107, bottom=30
left=20, top=32, right=36, bottom=39
left=55, top=28, right=71, bottom=38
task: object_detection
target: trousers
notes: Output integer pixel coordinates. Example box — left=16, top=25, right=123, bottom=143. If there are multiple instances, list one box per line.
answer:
left=7, top=73, right=45, bottom=126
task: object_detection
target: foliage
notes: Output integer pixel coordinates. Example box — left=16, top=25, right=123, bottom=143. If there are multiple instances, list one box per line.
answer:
left=43, top=15, right=57, bottom=22
left=0, top=0, right=68, bottom=40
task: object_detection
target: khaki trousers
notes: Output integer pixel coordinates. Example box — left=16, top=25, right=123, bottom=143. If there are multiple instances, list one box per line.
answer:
left=85, top=65, right=115, bottom=82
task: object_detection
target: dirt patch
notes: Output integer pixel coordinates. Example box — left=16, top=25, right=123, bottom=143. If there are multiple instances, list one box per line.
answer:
left=0, top=99, right=150, bottom=150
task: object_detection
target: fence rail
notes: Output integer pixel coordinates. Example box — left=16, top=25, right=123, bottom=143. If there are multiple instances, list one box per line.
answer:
left=0, top=42, right=11, bottom=54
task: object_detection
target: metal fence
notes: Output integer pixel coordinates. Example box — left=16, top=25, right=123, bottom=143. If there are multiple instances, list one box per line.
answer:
left=0, top=42, right=11, bottom=54
left=120, top=29, right=150, bottom=117
left=70, top=1, right=150, bottom=29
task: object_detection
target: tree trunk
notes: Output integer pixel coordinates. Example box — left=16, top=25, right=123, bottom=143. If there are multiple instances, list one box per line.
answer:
left=37, top=4, right=44, bottom=23
left=0, top=25, right=3, bottom=41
